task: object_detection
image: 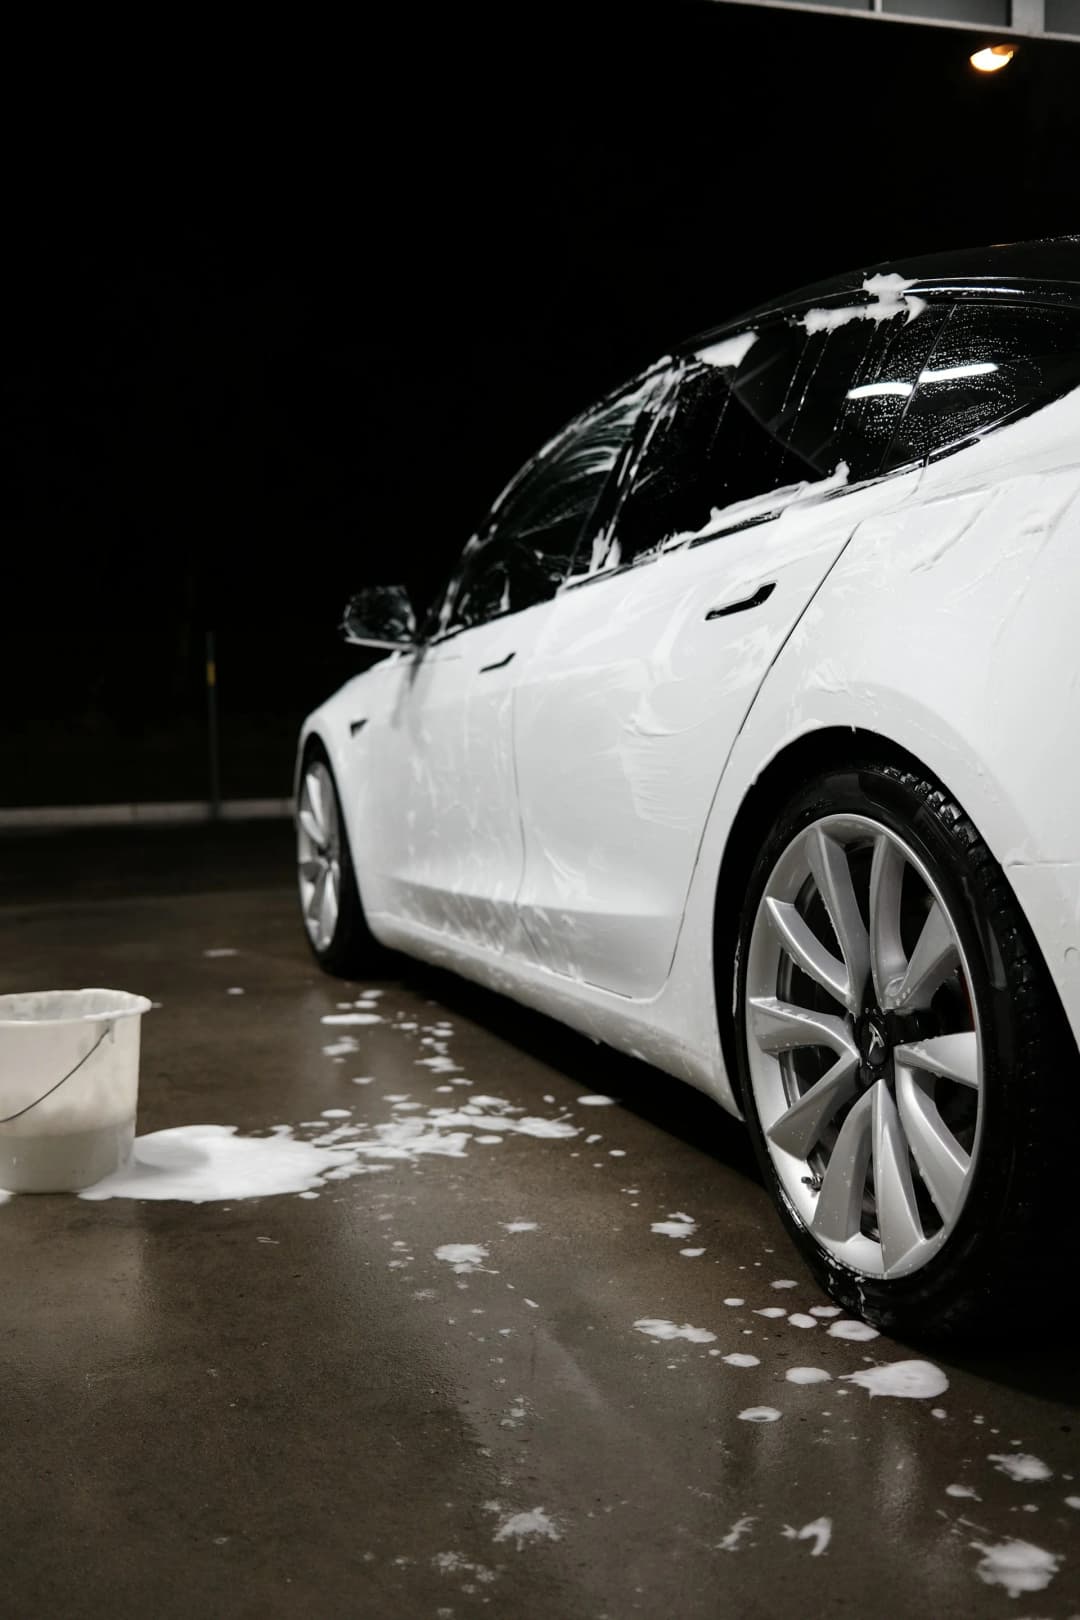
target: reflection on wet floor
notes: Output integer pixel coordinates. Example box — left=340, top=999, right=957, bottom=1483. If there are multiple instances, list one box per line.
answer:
left=0, top=826, right=1077, bottom=1617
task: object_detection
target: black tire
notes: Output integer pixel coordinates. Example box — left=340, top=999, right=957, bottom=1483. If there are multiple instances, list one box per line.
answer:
left=732, top=758, right=1078, bottom=1341
left=297, top=740, right=383, bottom=979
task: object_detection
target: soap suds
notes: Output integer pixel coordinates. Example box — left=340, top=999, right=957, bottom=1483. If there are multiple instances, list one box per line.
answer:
left=723, top=1353, right=760, bottom=1368
left=969, top=1537, right=1060, bottom=1599
left=754, top=1307, right=786, bottom=1319
left=723, top=1297, right=745, bottom=1307
left=651, top=1213, right=697, bottom=1239
left=203, top=947, right=239, bottom=958
left=680, top=1248, right=705, bottom=1258
left=786, top=1367, right=831, bottom=1385
left=827, top=1320, right=880, bottom=1341
left=78, top=1125, right=366, bottom=1203
left=492, top=1508, right=561, bottom=1549
left=435, top=1244, right=489, bottom=1274
left=770, top=1279, right=798, bottom=1289
left=843, top=1360, right=949, bottom=1400
left=502, top=1221, right=538, bottom=1233
left=788, top=1313, right=817, bottom=1329
left=946, top=1484, right=980, bottom=1500
left=738, top=1407, right=782, bottom=1423
left=989, top=1453, right=1052, bottom=1483
left=577, top=1095, right=616, bottom=1107
left=782, top=1517, right=832, bottom=1556
left=321, top=1012, right=381, bottom=1026
left=634, top=1319, right=717, bottom=1344
left=809, top=1305, right=842, bottom=1318
left=717, top=1514, right=756, bottom=1551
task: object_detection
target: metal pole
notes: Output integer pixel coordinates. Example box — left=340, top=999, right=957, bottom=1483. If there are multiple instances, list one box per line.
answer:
left=205, top=629, right=221, bottom=821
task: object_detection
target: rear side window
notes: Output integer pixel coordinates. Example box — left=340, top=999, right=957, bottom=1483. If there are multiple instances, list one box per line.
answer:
left=885, top=300, right=1080, bottom=468
left=607, top=308, right=945, bottom=566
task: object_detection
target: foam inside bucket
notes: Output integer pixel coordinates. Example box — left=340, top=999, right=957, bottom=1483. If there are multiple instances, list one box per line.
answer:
left=0, top=989, right=151, bottom=1192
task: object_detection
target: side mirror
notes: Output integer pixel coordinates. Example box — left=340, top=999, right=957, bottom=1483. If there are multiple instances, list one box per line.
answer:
left=340, top=585, right=418, bottom=650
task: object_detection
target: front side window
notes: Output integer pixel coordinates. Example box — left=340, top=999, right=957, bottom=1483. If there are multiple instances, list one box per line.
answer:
left=884, top=299, right=1080, bottom=468
left=445, top=375, right=658, bottom=631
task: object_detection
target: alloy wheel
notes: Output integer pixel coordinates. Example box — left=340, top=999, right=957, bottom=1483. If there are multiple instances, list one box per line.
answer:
left=297, top=761, right=342, bottom=953
left=744, top=814, right=983, bottom=1280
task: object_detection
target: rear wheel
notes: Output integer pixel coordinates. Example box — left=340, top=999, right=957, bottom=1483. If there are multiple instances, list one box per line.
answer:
left=296, top=744, right=380, bottom=976
left=733, top=759, right=1076, bottom=1339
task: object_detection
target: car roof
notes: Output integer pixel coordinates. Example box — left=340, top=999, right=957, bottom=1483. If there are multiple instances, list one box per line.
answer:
left=684, top=236, right=1080, bottom=351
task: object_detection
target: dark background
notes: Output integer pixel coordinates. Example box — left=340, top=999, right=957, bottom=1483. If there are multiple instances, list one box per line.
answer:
left=7, top=3, right=1079, bottom=807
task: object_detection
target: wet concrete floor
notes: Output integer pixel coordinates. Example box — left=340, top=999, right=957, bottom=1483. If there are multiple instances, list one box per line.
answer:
left=1, top=824, right=1078, bottom=1618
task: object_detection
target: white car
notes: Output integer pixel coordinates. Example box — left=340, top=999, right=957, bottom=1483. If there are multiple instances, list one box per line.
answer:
left=296, top=238, right=1080, bottom=1336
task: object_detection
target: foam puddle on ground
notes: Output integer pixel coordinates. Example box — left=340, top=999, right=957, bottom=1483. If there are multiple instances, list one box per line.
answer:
left=78, top=1125, right=365, bottom=1202
left=65, top=1090, right=582, bottom=1205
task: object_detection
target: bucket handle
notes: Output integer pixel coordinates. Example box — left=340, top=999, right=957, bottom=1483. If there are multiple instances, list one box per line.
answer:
left=0, top=1020, right=114, bottom=1126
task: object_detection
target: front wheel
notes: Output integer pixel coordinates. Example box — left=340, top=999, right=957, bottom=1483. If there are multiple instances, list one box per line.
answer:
left=733, top=759, right=1076, bottom=1339
left=296, top=744, right=381, bottom=976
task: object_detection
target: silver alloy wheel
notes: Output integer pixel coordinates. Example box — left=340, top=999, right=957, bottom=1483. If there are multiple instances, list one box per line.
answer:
left=745, top=814, right=984, bottom=1280
left=297, top=761, right=342, bottom=953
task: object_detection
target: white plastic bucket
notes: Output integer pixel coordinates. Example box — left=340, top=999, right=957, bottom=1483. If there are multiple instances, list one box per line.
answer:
left=0, top=989, right=152, bottom=1192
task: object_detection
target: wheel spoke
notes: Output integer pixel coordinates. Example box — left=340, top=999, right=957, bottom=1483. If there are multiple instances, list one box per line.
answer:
left=764, top=898, right=850, bottom=1009
left=872, top=1080, right=924, bottom=1273
left=890, top=900, right=959, bottom=1011
left=320, top=867, right=338, bottom=940
left=895, top=1066, right=970, bottom=1223
left=299, top=808, right=323, bottom=849
left=869, top=834, right=907, bottom=1007
left=749, top=997, right=857, bottom=1060
left=298, top=855, right=323, bottom=882
left=893, top=1031, right=980, bottom=1090
left=807, top=828, right=869, bottom=1012
left=306, top=772, right=326, bottom=842
left=766, top=1052, right=860, bottom=1158
left=811, top=1087, right=874, bottom=1243
left=307, top=866, right=327, bottom=925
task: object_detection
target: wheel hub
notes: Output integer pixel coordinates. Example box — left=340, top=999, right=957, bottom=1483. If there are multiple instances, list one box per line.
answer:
left=856, top=1008, right=892, bottom=1081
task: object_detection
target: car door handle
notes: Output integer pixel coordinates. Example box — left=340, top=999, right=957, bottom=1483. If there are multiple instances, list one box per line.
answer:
left=478, top=651, right=516, bottom=673
left=705, top=582, right=776, bottom=621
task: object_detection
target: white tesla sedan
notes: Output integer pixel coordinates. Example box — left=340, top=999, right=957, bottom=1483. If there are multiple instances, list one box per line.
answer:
left=296, top=239, right=1080, bottom=1336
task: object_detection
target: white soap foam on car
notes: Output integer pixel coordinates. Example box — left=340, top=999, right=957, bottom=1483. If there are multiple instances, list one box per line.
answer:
left=738, top=1406, right=782, bottom=1423
left=634, top=1319, right=717, bottom=1344
left=842, top=1360, right=949, bottom=1400
left=722, top=1353, right=760, bottom=1368
left=786, top=1367, right=831, bottom=1385
left=320, top=1013, right=381, bottom=1026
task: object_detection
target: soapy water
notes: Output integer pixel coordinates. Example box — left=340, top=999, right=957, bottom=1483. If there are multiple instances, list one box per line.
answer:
left=71, top=1089, right=582, bottom=1204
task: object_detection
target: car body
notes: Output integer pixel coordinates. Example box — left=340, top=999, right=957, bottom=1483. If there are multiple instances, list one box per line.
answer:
left=297, top=238, right=1080, bottom=1330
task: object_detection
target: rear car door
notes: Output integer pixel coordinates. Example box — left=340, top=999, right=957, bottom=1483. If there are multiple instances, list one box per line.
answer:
left=512, top=303, right=947, bottom=997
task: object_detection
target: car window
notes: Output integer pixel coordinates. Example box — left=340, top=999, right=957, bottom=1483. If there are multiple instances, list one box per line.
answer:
left=604, top=310, right=944, bottom=568
left=884, top=300, right=1080, bottom=469
left=445, top=377, right=658, bottom=632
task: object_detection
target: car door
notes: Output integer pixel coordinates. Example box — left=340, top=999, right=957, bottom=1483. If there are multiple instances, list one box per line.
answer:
left=370, top=372, right=661, bottom=951
left=512, top=302, right=948, bottom=997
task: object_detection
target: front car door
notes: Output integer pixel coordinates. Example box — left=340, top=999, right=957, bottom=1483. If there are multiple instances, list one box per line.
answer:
left=369, top=372, right=661, bottom=952
left=512, top=298, right=949, bottom=997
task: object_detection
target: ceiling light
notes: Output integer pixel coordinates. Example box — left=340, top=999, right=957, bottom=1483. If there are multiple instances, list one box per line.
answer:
left=970, top=44, right=1015, bottom=72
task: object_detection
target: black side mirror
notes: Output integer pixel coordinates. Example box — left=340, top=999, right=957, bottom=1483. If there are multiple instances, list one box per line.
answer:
left=340, top=585, right=418, bottom=650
